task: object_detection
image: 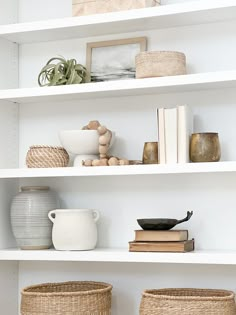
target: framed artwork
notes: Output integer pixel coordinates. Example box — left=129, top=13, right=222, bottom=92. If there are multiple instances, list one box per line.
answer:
left=86, top=37, right=147, bottom=82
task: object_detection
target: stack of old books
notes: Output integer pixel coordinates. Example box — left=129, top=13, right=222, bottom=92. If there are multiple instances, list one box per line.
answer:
left=129, top=230, right=194, bottom=253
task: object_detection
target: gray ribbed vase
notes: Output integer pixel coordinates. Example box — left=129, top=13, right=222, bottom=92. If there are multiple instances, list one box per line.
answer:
left=10, top=186, right=59, bottom=250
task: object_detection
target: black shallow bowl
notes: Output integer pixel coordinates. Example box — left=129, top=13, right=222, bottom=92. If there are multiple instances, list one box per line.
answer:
left=137, top=218, right=178, bottom=230
left=137, top=211, right=193, bottom=230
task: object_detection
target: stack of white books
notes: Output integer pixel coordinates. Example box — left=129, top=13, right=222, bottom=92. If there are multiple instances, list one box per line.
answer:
left=158, top=105, right=193, bottom=164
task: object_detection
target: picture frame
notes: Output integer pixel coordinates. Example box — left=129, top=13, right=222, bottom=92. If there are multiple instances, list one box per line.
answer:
left=86, top=37, right=147, bottom=82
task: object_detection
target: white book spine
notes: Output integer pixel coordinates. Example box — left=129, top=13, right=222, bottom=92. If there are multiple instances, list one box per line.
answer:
left=164, top=107, right=177, bottom=164
left=177, top=105, right=193, bottom=163
left=158, top=108, right=166, bottom=164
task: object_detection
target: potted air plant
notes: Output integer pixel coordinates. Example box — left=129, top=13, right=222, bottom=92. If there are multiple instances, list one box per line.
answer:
left=38, top=56, right=90, bottom=86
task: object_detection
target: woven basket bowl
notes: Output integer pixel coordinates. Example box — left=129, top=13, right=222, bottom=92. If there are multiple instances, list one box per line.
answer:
left=26, top=145, right=69, bottom=168
left=21, top=281, right=113, bottom=315
left=135, top=51, right=186, bottom=79
left=139, top=288, right=236, bottom=315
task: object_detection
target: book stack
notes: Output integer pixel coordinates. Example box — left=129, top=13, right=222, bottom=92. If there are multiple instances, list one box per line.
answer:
left=158, top=105, right=193, bottom=164
left=129, top=230, right=194, bottom=253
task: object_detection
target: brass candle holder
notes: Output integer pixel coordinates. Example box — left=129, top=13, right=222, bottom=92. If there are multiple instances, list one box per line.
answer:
left=142, top=142, right=158, bottom=164
left=190, top=133, right=221, bottom=162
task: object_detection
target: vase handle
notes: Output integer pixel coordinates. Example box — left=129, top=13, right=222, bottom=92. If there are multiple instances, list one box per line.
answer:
left=92, top=210, right=100, bottom=222
left=48, top=210, right=56, bottom=223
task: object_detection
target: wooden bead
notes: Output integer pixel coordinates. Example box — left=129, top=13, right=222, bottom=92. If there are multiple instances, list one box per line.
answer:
left=83, top=159, right=92, bottom=166
left=99, top=131, right=112, bottom=145
left=99, top=145, right=108, bottom=155
left=100, top=154, right=107, bottom=159
left=92, top=159, right=101, bottom=166
left=99, top=158, right=108, bottom=166
left=97, top=125, right=107, bottom=135
left=108, top=157, right=119, bottom=166
left=88, top=120, right=101, bottom=130
left=119, top=159, right=129, bottom=165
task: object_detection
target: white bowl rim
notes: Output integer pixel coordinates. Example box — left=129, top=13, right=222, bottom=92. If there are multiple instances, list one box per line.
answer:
left=60, top=130, right=99, bottom=133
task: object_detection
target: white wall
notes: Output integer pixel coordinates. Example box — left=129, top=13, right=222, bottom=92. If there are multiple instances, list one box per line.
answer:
left=0, top=262, right=18, bottom=314
left=0, top=0, right=18, bottom=24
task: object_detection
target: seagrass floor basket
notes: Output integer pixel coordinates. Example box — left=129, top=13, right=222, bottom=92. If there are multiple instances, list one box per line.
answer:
left=139, top=288, right=236, bottom=315
left=21, top=281, right=112, bottom=315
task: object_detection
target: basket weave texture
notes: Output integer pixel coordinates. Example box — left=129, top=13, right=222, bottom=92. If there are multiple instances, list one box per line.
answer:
left=139, top=288, right=236, bottom=315
left=21, top=281, right=113, bottom=315
left=135, top=51, right=186, bottom=79
left=72, top=0, right=160, bottom=16
left=26, top=145, right=69, bottom=168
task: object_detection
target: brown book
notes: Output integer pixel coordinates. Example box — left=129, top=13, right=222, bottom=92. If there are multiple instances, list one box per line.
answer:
left=134, top=230, right=188, bottom=242
left=129, top=239, right=194, bottom=253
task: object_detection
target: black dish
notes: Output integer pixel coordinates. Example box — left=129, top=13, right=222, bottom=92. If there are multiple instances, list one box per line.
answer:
left=137, top=211, right=193, bottom=230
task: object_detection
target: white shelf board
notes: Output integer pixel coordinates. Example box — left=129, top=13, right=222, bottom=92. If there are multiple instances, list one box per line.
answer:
left=0, top=248, right=236, bottom=265
left=1, top=71, right=236, bottom=104
left=0, top=0, right=236, bottom=43
left=0, top=162, right=236, bottom=179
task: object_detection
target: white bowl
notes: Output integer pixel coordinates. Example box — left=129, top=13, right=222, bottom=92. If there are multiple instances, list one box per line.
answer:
left=59, top=130, right=115, bottom=155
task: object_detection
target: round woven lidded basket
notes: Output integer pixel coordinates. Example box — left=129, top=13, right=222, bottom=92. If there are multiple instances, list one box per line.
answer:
left=21, top=281, right=113, bottom=315
left=135, top=51, right=186, bottom=79
left=26, top=145, right=69, bottom=168
left=139, top=288, right=236, bottom=315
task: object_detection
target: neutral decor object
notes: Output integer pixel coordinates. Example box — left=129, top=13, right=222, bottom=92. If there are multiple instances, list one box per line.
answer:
left=59, top=129, right=115, bottom=166
left=137, top=211, right=193, bottom=230
left=10, top=186, right=59, bottom=250
left=135, top=51, right=186, bottom=79
left=79, top=120, right=129, bottom=167
left=139, top=288, right=236, bottom=315
left=190, top=132, right=221, bottom=162
left=86, top=37, right=147, bottom=82
left=26, top=145, right=69, bottom=168
left=48, top=209, right=100, bottom=250
left=21, top=281, right=112, bottom=315
left=82, top=120, right=113, bottom=159
left=142, top=142, right=158, bottom=164
left=129, top=239, right=194, bottom=252
left=73, top=0, right=161, bottom=17
left=38, top=56, right=90, bottom=86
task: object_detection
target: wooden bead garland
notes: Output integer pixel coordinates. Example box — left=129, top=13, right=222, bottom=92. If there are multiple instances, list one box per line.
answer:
left=82, top=120, right=129, bottom=167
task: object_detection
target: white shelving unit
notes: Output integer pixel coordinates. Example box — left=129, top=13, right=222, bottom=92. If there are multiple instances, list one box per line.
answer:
left=0, top=0, right=236, bottom=43
left=1, top=0, right=236, bottom=314
left=1, top=248, right=236, bottom=265
left=0, top=161, right=236, bottom=179
left=1, top=70, right=236, bottom=103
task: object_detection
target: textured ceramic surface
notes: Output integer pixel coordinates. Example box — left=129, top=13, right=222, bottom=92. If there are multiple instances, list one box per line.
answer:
left=142, top=142, right=158, bottom=164
left=48, top=209, right=100, bottom=250
left=190, top=132, right=221, bottom=162
left=59, top=130, right=115, bottom=155
left=10, top=186, right=59, bottom=250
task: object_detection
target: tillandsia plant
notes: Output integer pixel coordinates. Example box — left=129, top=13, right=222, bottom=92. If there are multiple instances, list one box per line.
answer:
left=38, top=56, right=90, bottom=87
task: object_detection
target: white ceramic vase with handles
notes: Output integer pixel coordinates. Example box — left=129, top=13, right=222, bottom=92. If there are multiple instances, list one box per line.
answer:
left=48, top=209, right=100, bottom=250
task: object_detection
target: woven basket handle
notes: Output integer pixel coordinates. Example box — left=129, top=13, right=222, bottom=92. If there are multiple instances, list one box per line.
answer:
left=48, top=210, right=56, bottom=223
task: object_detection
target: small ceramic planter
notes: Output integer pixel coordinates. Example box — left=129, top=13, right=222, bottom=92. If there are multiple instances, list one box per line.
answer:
left=190, top=132, right=221, bottom=162
left=10, top=186, right=59, bottom=250
left=48, top=209, right=100, bottom=250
